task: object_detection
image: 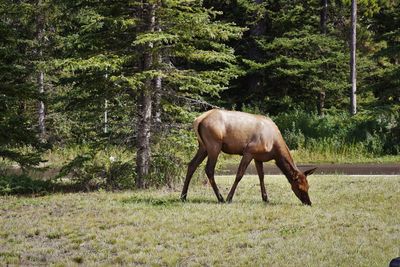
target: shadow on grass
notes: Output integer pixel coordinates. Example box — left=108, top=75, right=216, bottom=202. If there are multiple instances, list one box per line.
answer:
left=0, top=173, right=91, bottom=196
left=120, top=195, right=219, bottom=206
left=119, top=195, right=298, bottom=206
left=0, top=173, right=305, bottom=207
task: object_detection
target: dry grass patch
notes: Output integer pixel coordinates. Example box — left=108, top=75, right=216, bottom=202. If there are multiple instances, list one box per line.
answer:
left=1, top=175, right=399, bottom=266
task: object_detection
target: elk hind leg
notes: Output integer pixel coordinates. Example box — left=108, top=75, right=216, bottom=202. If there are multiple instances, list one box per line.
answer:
left=205, top=149, right=224, bottom=203
left=181, top=146, right=207, bottom=201
left=226, top=153, right=253, bottom=203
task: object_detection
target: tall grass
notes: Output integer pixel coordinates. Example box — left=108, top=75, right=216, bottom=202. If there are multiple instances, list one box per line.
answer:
left=273, top=108, right=400, bottom=162
left=292, top=139, right=372, bottom=163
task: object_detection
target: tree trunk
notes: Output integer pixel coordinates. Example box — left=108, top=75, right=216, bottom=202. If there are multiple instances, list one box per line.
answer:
left=317, top=91, right=326, bottom=116
left=136, top=1, right=156, bottom=188
left=104, top=99, right=108, bottom=134
left=153, top=73, right=162, bottom=129
left=136, top=85, right=152, bottom=188
left=38, top=71, right=46, bottom=140
left=104, top=72, right=109, bottom=134
left=153, top=22, right=162, bottom=130
left=350, top=0, right=357, bottom=115
left=37, top=0, right=46, bottom=140
left=318, top=0, right=328, bottom=116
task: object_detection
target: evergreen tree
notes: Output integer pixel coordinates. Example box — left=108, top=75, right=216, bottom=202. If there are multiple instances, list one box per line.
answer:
left=370, top=2, right=400, bottom=104
left=210, top=0, right=383, bottom=115
left=2, top=0, right=398, bottom=186
left=0, top=1, right=48, bottom=167
left=53, top=0, right=243, bottom=187
left=241, top=0, right=349, bottom=113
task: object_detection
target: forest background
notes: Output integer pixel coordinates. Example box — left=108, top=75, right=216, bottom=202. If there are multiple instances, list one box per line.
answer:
left=1, top=0, right=399, bottom=193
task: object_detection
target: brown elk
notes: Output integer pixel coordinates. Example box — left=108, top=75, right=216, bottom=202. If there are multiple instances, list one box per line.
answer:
left=180, top=109, right=316, bottom=205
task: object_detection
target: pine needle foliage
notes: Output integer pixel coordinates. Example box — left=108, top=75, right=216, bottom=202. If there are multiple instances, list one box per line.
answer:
left=0, top=1, right=49, bottom=167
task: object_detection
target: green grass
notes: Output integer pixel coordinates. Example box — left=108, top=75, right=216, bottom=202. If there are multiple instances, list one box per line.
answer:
left=1, top=175, right=399, bottom=266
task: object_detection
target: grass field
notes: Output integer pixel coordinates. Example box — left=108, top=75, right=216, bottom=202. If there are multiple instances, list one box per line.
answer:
left=1, top=175, right=399, bottom=266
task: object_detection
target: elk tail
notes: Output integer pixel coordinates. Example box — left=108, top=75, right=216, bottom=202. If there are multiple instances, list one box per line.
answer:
left=193, top=109, right=215, bottom=148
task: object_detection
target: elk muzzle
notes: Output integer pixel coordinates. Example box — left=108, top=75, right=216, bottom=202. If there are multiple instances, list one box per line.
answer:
left=291, top=183, right=312, bottom=206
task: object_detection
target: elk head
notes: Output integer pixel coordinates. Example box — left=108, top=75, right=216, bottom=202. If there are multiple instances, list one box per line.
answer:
left=290, top=168, right=317, bottom=206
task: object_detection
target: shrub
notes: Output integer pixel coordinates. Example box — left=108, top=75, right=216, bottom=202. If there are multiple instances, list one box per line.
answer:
left=282, top=122, right=305, bottom=149
left=55, top=128, right=196, bottom=190
left=272, top=107, right=400, bottom=157
left=149, top=128, right=196, bottom=188
left=57, top=148, right=136, bottom=191
left=0, top=172, right=53, bottom=195
left=149, top=153, right=184, bottom=188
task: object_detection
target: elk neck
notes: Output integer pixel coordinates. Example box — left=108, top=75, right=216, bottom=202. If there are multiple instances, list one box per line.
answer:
left=274, top=143, right=300, bottom=183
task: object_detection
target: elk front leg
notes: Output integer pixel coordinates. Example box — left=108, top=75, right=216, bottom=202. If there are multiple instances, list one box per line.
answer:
left=255, top=160, right=268, bottom=202
left=226, top=153, right=253, bottom=203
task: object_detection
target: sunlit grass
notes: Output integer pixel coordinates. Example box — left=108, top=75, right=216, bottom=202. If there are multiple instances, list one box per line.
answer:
left=1, top=175, right=399, bottom=266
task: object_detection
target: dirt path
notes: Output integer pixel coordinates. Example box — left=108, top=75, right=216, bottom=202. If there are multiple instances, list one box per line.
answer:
left=220, top=163, right=400, bottom=175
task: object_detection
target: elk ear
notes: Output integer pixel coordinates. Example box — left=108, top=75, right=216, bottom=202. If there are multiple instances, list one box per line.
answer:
left=304, top=167, right=317, bottom=176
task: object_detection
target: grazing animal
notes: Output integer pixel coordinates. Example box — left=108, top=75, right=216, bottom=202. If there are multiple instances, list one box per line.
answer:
left=180, top=109, right=316, bottom=205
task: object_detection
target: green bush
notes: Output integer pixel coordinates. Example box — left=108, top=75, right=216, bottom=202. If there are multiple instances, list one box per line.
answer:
left=53, top=128, right=196, bottom=191
left=149, top=128, right=196, bottom=188
left=0, top=173, right=53, bottom=195
left=55, top=128, right=196, bottom=190
left=149, top=153, right=184, bottom=188
left=282, top=122, right=305, bottom=149
left=273, top=108, right=400, bottom=156
left=57, top=148, right=136, bottom=191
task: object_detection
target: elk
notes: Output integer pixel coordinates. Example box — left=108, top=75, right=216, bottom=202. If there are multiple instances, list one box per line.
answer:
left=180, top=109, right=316, bottom=205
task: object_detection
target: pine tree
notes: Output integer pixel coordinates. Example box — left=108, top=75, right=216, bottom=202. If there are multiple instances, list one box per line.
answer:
left=370, top=2, right=400, bottom=104
left=53, top=0, right=244, bottom=187
left=243, top=0, right=349, bottom=113
left=0, top=1, right=48, bottom=167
